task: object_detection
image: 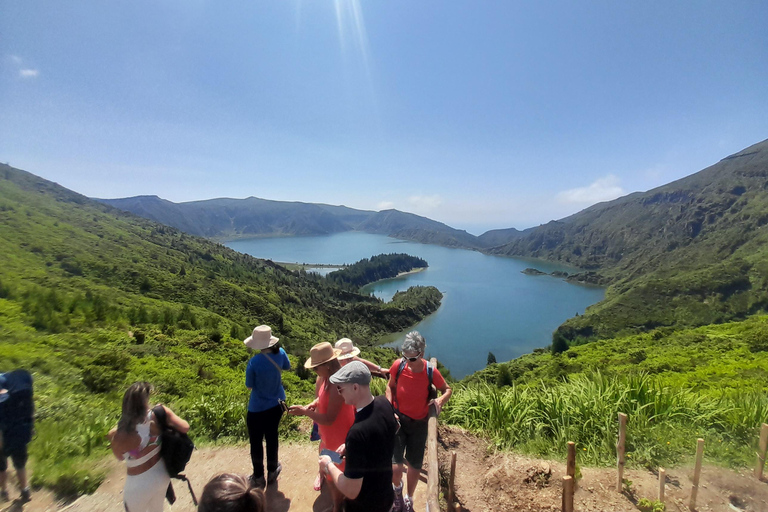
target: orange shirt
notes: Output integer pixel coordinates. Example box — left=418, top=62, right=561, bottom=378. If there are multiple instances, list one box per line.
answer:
left=388, top=358, right=446, bottom=420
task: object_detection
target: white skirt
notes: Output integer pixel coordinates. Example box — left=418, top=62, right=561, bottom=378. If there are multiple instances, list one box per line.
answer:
left=123, top=458, right=170, bottom=512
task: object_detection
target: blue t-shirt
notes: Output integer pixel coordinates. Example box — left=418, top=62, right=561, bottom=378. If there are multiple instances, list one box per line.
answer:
left=245, top=348, right=291, bottom=413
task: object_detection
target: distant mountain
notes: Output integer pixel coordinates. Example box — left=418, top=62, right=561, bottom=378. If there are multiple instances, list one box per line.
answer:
left=477, top=226, right=530, bottom=248
left=98, top=196, right=486, bottom=249
left=488, top=138, right=768, bottom=341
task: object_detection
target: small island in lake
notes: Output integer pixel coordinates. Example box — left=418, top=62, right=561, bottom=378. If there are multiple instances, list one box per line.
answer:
left=327, top=253, right=428, bottom=289
left=522, top=267, right=570, bottom=278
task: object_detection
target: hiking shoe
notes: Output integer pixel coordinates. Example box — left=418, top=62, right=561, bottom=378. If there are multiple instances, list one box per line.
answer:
left=249, top=474, right=266, bottom=489
left=267, top=462, right=282, bottom=485
left=20, top=488, right=31, bottom=502
left=392, top=484, right=404, bottom=512
left=0, top=490, right=9, bottom=502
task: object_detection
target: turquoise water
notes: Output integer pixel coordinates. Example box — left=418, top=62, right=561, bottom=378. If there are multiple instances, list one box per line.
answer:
left=226, top=232, right=604, bottom=378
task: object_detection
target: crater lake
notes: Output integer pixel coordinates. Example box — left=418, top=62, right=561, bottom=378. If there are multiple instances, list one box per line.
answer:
left=226, top=232, right=604, bottom=378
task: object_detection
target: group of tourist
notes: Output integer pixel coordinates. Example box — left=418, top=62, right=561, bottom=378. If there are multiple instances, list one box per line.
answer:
left=239, top=325, right=451, bottom=512
left=1, top=326, right=451, bottom=512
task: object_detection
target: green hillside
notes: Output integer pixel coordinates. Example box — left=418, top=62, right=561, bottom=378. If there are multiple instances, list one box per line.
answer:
left=444, top=316, right=768, bottom=469
left=0, top=164, right=441, bottom=496
left=489, top=139, right=768, bottom=342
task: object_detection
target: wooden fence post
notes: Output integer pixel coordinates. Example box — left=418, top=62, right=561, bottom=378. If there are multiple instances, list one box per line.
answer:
left=426, top=358, right=440, bottom=512
left=448, top=451, right=457, bottom=506
left=616, top=413, right=627, bottom=492
left=658, top=468, right=666, bottom=503
left=562, top=475, right=574, bottom=512
left=689, top=438, right=705, bottom=510
left=756, top=423, right=768, bottom=481
left=567, top=441, right=576, bottom=479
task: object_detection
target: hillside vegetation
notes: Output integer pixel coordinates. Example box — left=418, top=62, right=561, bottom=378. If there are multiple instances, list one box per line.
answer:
left=444, top=316, right=768, bottom=470
left=488, top=139, right=768, bottom=342
left=327, top=253, right=428, bottom=289
left=0, top=164, right=441, bottom=497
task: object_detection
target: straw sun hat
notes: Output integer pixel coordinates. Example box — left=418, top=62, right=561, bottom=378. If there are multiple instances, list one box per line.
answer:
left=334, top=338, right=361, bottom=360
left=304, top=342, right=342, bottom=369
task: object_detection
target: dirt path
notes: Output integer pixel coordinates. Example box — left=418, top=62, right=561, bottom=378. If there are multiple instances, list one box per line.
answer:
left=4, top=443, right=425, bottom=512
left=5, top=428, right=768, bottom=512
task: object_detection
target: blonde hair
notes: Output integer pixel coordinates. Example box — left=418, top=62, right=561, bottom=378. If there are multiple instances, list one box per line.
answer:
left=198, top=473, right=266, bottom=512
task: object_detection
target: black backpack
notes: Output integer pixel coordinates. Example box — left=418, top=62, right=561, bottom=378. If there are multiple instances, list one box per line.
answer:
left=152, top=405, right=197, bottom=505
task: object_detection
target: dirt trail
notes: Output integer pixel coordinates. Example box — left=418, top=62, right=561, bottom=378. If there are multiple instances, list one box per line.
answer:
left=3, top=443, right=425, bottom=512
left=4, top=427, right=768, bottom=512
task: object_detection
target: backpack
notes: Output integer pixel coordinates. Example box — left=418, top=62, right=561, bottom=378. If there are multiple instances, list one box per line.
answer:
left=0, top=370, right=34, bottom=450
left=152, top=405, right=197, bottom=506
left=393, top=357, right=438, bottom=411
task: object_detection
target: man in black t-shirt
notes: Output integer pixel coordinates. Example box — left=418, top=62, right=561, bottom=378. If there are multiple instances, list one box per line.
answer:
left=319, top=361, right=398, bottom=512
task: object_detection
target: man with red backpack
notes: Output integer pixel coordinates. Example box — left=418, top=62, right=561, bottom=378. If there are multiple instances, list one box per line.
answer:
left=386, top=332, right=452, bottom=512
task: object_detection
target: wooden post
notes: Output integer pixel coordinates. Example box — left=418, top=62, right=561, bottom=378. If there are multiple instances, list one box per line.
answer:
left=689, top=438, right=705, bottom=510
left=567, top=441, right=576, bottom=479
left=658, top=468, right=666, bottom=503
left=616, top=413, right=627, bottom=492
left=448, top=451, right=457, bottom=506
left=562, top=475, right=574, bottom=512
left=756, top=423, right=768, bottom=480
left=426, top=358, right=440, bottom=512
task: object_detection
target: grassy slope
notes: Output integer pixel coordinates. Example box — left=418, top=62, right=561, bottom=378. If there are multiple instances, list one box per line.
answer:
left=444, top=317, right=768, bottom=470
left=0, top=164, right=439, bottom=496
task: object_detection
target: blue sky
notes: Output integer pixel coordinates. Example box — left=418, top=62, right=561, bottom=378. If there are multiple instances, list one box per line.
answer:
left=2, top=1, right=767, bottom=234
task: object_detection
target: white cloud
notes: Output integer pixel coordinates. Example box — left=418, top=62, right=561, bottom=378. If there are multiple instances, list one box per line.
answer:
left=556, top=174, right=625, bottom=204
left=406, top=194, right=442, bottom=211
left=19, top=69, right=39, bottom=78
left=377, top=201, right=395, bottom=210
left=10, top=55, right=22, bottom=64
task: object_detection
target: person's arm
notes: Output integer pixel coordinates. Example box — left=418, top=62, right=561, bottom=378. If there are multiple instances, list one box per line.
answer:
left=245, top=358, right=254, bottom=391
left=162, top=405, right=190, bottom=433
left=319, top=455, right=363, bottom=500
left=295, top=386, right=344, bottom=425
left=431, top=371, right=452, bottom=415
left=281, top=348, right=291, bottom=370
left=353, top=356, right=388, bottom=376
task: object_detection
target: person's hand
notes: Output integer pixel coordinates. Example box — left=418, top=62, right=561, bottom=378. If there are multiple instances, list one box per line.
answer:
left=287, top=405, right=305, bottom=416
left=318, top=455, right=333, bottom=474
left=307, top=401, right=318, bottom=411
left=430, top=398, right=443, bottom=416
left=336, top=443, right=346, bottom=457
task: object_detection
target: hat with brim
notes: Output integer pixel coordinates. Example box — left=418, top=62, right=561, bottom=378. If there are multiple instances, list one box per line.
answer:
left=304, top=342, right=342, bottom=369
left=334, top=338, right=361, bottom=360
left=244, top=325, right=279, bottom=350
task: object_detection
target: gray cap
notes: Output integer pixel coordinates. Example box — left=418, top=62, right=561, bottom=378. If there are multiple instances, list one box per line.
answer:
left=329, top=360, right=371, bottom=386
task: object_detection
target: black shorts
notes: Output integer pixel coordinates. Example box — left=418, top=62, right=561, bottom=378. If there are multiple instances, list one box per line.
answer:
left=0, top=445, right=28, bottom=471
left=392, top=414, right=429, bottom=470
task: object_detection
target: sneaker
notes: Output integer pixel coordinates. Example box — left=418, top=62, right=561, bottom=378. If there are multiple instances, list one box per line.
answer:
left=392, top=484, right=404, bottom=512
left=0, top=490, right=9, bottom=502
left=403, top=496, right=413, bottom=512
left=249, top=474, right=266, bottom=489
left=20, top=488, right=31, bottom=502
left=267, top=462, right=282, bottom=485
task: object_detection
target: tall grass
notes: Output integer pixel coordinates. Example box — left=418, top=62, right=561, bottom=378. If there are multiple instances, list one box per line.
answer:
left=443, top=372, right=767, bottom=468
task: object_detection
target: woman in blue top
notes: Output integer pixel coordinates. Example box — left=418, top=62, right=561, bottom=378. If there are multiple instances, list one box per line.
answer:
left=244, top=325, right=291, bottom=489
